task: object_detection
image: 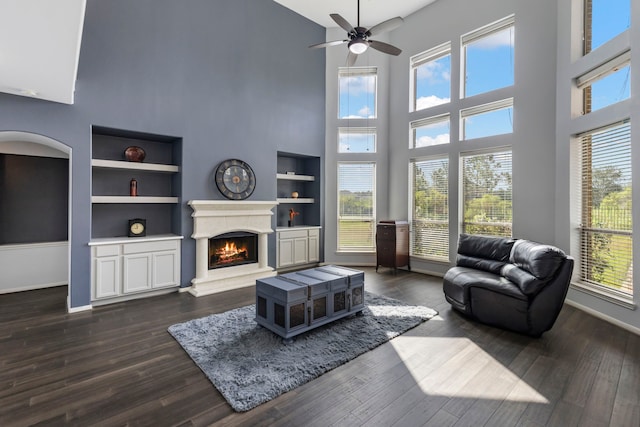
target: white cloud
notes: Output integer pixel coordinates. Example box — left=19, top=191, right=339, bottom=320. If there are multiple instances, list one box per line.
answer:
left=417, top=60, right=451, bottom=84
left=416, top=95, right=450, bottom=110
left=339, top=75, right=376, bottom=95
left=358, top=106, right=373, bottom=117
left=416, top=133, right=450, bottom=147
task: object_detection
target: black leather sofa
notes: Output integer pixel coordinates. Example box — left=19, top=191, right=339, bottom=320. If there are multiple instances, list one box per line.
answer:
left=443, top=234, right=574, bottom=337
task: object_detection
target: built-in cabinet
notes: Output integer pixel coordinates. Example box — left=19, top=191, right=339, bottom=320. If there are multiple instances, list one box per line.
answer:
left=276, top=152, right=322, bottom=270
left=276, top=226, right=321, bottom=269
left=90, top=126, right=183, bottom=304
left=91, top=236, right=182, bottom=303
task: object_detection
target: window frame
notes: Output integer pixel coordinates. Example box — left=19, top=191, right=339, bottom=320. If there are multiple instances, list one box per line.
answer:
left=461, top=14, right=515, bottom=99
left=338, top=127, right=377, bottom=153
left=410, top=42, right=452, bottom=112
left=409, top=155, right=450, bottom=262
left=460, top=149, right=513, bottom=238
left=574, top=121, right=633, bottom=304
left=577, top=50, right=631, bottom=115
left=410, top=114, right=450, bottom=149
left=337, top=161, right=377, bottom=253
left=460, top=98, right=514, bottom=141
left=338, top=67, right=378, bottom=119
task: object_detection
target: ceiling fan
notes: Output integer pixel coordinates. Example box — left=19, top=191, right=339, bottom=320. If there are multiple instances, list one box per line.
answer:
left=309, top=0, right=404, bottom=66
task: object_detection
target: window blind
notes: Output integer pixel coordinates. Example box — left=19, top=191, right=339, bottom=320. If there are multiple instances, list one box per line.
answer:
left=578, top=121, right=632, bottom=296
left=461, top=14, right=515, bottom=45
left=337, top=162, right=376, bottom=251
left=462, top=150, right=512, bottom=237
left=410, top=157, right=449, bottom=261
left=410, top=42, right=451, bottom=69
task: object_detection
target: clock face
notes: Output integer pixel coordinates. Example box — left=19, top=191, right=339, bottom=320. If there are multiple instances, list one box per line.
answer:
left=130, top=222, right=144, bottom=234
left=215, top=159, right=256, bottom=200
left=128, top=218, right=146, bottom=237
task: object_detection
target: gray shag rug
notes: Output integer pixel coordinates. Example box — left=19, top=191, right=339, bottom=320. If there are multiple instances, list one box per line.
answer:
left=168, top=291, right=437, bottom=412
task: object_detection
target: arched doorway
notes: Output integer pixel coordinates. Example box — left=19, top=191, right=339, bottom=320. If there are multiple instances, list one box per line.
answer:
left=0, top=131, right=71, bottom=306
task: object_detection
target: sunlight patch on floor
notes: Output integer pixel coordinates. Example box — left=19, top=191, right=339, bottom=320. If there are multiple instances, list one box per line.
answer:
left=389, top=335, right=550, bottom=404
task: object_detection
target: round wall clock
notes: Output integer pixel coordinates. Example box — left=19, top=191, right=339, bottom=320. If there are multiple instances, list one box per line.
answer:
left=215, top=159, right=256, bottom=200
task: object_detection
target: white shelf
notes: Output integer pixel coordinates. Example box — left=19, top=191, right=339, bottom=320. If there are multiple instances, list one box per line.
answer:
left=277, top=197, right=314, bottom=204
left=92, top=159, right=179, bottom=173
left=89, top=234, right=184, bottom=246
left=276, top=173, right=315, bottom=182
left=92, top=196, right=179, bottom=204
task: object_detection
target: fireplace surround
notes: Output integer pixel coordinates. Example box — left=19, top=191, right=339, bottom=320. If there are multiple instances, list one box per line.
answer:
left=188, top=200, right=277, bottom=296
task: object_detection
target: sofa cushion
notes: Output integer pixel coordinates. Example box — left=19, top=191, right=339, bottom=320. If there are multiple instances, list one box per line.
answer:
left=457, top=254, right=508, bottom=275
left=501, top=263, right=546, bottom=296
left=457, top=234, right=516, bottom=263
left=443, top=267, right=527, bottom=305
left=510, top=240, right=566, bottom=280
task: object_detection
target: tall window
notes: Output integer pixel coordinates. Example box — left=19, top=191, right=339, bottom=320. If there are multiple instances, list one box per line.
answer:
left=411, top=157, right=449, bottom=261
left=584, top=0, right=630, bottom=54
left=462, top=15, right=515, bottom=98
left=410, top=114, right=450, bottom=148
left=578, top=122, right=632, bottom=296
left=339, top=67, right=377, bottom=119
left=338, top=162, right=376, bottom=251
left=410, top=42, right=451, bottom=111
left=462, top=150, right=512, bottom=237
left=338, top=127, right=376, bottom=153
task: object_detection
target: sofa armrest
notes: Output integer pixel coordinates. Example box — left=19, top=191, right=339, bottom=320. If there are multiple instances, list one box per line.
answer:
left=501, top=263, right=546, bottom=296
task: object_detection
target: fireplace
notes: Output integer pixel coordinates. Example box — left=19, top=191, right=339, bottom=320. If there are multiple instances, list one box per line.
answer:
left=209, top=232, right=258, bottom=269
left=188, top=200, right=278, bottom=296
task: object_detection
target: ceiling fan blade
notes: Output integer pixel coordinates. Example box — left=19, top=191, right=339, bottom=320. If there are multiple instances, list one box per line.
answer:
left=330, top=13, right=355, bottom=34
left=309, top=40, right=348, bottom=49
left=367, top=17, right=404, bottom=37
left=347, top=51, right=358, bottom=67
left=369, top=40, right=402, bottom=56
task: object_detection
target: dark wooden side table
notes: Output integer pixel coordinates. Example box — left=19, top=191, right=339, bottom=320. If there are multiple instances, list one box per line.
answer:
left=376, top=220, right=410, bottom=272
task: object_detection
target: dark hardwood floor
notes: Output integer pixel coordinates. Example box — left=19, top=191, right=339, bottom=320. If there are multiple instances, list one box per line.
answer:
left=1, top=267, right=638, bottom=426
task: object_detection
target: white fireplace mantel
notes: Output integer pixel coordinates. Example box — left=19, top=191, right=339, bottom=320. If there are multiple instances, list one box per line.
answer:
left=188, top=200, right=278, bottom=296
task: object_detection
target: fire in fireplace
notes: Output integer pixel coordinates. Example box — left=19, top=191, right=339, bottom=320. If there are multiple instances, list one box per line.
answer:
left=209, top=232, right=258, bottom=269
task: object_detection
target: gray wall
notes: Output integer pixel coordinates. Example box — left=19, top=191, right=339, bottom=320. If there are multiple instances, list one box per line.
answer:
left=0, top=0, right=326, bottom=308
left=324, top=0, right=559, bottom=273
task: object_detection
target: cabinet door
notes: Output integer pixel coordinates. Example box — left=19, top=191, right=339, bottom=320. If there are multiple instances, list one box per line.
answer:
left=278, top=238, right=295, bottom=268
left=94, top=256, right=120, bottom=299
left=153, top=250, right=179, bottom=288
left=308, top=233, right=319, bottom=263
left=123, top=254, right=152, bottom=293
left=293, top=237, right=308, bottom=265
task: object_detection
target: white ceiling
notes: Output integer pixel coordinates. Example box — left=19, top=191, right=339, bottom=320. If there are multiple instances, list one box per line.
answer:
left=0, top=0, right=86, bottom=105
left=273, top=0, right=438, bottom=28
left=0, top=0, right=437, bottom=105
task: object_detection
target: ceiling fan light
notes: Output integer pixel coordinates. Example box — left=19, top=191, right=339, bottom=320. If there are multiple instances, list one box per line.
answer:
left=348, top=39, right=368, bottom=54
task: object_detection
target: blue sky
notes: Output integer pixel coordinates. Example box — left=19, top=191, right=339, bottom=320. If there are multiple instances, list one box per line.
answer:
left=340, top=1, right=630, bottom=143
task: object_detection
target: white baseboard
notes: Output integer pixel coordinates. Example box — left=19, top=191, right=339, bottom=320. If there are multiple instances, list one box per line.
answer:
left=564, top=299, right=640, bottom=336
left=67, top=297, right=92, bottom=313
left=0, top=281, right=66, bottom=294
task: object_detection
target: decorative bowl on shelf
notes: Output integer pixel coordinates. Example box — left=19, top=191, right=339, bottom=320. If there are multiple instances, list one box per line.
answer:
left=124, top=146, right=146, bottom=162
